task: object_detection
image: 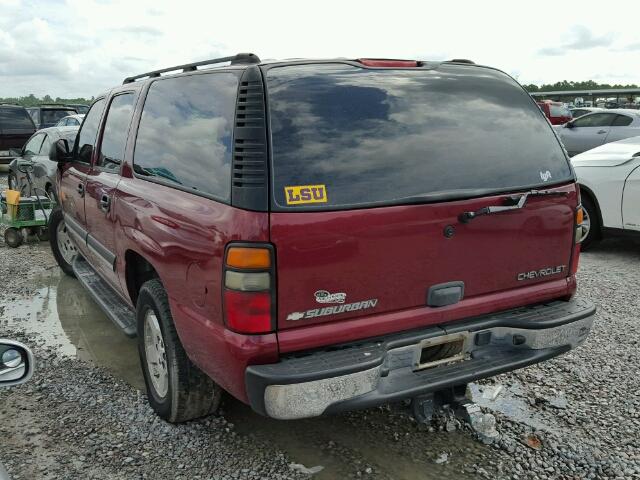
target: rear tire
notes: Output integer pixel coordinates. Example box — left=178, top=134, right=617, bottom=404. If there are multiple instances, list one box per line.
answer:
left=580, top=195, right=601, bottom=250
left=4, top=227, right=23, bottom=248
left=49, top=208, right=77, bottom=277
left=137, top=279, right=221, bottom=423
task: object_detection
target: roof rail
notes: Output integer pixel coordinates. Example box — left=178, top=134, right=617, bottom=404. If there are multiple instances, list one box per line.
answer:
left=123, top=53, right=261, bottom=84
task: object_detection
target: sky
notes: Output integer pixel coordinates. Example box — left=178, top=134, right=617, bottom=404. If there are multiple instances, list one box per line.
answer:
left=1, top=0, right=639, bottom=98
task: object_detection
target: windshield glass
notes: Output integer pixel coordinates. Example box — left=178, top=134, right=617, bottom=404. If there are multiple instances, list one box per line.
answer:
left=267, top=63, right=572, bottom=209
left=41, top=109, right=75, bottom=125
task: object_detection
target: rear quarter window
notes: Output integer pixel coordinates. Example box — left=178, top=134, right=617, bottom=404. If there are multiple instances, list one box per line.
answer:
left=133, top=72, right=238, bottom=201
left=266, top=64, right=572, bottom=210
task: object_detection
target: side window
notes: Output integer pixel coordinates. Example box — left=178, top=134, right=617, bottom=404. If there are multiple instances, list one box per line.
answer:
left=612, top=115, right=633, bottom=127
left=76, top=99, right=106, bottom=163
left=97, top=93, right=135, bottom=170
left=40, top=135, right=52, bottom=155
left=24, top=134, right=45, bottom=155
left=572, top=113, right=616, bottom=128
left=133, top=72, right=238, bottom=201
left=71, top=118, right=79, bottom=126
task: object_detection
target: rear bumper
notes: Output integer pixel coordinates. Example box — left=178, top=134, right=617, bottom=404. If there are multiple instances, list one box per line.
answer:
left=246, top=297, right=595, bottom=419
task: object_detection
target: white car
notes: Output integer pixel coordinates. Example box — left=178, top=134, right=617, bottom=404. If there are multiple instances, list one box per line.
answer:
left=571, top=136, right=640, bottom=247
left=555, top=109, right=640, bottom=156
left=54, top=114, right=85, bottom=127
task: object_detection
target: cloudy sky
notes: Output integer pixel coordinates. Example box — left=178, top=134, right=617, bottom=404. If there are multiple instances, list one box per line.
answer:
left=1, top=0, right=639, bottom=98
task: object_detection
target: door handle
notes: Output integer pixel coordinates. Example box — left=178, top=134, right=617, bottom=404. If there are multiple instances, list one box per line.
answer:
left=597, top=129, right=607, bottom=134
left=77, top=183, right=84, bottom=197
left=100, top=194, right=111, bottom=212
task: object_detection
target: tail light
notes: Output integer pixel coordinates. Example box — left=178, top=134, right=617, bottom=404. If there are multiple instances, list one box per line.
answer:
left=223, top=244, right=275, bottom=334
left=570, top=202, right=584, bottom=275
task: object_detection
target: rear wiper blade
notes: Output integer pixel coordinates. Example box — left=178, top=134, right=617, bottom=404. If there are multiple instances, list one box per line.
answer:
left=459, top=189, right=568, bottom=223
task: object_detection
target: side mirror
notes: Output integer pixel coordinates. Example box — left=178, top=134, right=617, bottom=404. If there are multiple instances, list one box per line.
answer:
left=49, top=138, right=72, bottom=163
left=0, top=340, right=34, bottom=387
left=565, top=122, right=575, bottom=129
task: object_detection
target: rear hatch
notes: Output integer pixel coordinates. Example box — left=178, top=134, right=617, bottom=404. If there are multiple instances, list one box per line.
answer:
left=265, top=62, right=577, bottom=330
left=0, top=107, right=36, bottom=153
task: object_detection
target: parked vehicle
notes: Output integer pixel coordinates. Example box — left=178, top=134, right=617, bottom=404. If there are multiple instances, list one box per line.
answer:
left=66, top=104, right=89, bottom=115
left=47, top=54, right=595, bottom=423
left=0, top=339, right=35, bottom=480
left=569, top=107, right=603, bottom=119
left=555, top=109, right=640, bottom=156
left=537, top=100, right=572, bottom=125
left=26, top=105, right=77, bottom=130
left=8, top=126, right=79, bottom=199
left=55, top=114, right=85, bottom=127
left=571, top=136, right=640, bottom=248
left=0, top=104, right=36, bottom=171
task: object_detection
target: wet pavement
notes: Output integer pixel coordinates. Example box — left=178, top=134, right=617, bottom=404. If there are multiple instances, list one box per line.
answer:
left=3, top=253, right=494, bottom=479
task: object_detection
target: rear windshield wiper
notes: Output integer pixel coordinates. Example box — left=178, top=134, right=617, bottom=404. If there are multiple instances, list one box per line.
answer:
left=459, top=189, right=568, bottom=223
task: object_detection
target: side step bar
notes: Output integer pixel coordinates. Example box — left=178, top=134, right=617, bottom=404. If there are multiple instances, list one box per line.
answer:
left=72, top=256, right=137, bottom=337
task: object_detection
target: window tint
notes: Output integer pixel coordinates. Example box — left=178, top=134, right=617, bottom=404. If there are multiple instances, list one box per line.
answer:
left=267, top=64, right=572, bottom=209
left=40, top=135, right=52, bottom=155
left=24, top=134, right=45, bottom=155
left=76, top=99, right=106, bottom=163
left=0, top=108, right=35, bottom=129
left=97, top=93, right=135, bottom=170
left=572, top=113, right=616, bottom=128
left=612, top=115, right=633, bottom=127
left=134, top=73, right=238, bottom=200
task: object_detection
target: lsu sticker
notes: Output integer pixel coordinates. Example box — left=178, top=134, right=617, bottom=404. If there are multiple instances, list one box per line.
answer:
left=284, top=185, right=327, bottom=205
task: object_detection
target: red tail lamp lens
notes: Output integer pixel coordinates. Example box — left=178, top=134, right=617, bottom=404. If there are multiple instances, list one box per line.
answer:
left=224, top=290, right=272, bottom=334
left=357, top=59, right=418, bottom=67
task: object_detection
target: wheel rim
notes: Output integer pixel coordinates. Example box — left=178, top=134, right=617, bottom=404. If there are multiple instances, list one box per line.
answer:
left=580, top=207, right=591, bottom=242
left=144, top=310, right=169, bottom=398
left=56, top=220, right=77, bottom=264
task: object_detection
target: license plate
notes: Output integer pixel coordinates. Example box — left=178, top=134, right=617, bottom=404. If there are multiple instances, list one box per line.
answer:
left=412, top=331, right=470, bottom=371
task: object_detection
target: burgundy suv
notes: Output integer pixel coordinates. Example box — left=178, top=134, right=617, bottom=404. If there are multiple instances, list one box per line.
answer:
left=48, top=54, right=595, bottom=422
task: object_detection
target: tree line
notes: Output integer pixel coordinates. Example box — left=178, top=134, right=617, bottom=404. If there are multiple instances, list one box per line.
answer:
left=0, top=94, right=93, bottom=107
left=523, top=80, right=639, bottom=92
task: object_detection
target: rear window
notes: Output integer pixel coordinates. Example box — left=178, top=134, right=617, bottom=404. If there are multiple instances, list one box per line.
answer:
left=549, top=104, right=571, bottom=118
left=0, top=107, right=35, bottom=129
left=267, top=64, right=572, bottom=209
left=41, top=109, right=75, bottom=125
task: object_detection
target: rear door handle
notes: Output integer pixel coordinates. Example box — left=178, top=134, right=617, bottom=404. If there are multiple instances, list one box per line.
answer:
left=77, top=183, right=84, bottom=196
left=100, top=194, right=111, bottom=212
left=597, top=129, right=607, bottom=134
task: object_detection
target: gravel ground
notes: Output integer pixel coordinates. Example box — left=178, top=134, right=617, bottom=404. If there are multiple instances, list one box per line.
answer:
left=1, top=173, right=639, bottom=479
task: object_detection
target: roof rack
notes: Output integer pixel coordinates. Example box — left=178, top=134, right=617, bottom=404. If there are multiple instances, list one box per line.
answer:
left=123, top=53, right=261, bottom=84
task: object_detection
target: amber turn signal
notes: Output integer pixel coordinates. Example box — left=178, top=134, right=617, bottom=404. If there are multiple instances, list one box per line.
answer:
left=226, top=247, right=271, bottom=269
left=576, top=207, right=584, bottom=226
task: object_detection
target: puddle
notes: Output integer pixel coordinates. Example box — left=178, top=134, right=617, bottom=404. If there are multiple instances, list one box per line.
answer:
left=2, top=270, right=143, bottom=389
left=2, top=269, right=494, bottom=479
left=469, top=383, right=561, bottom=435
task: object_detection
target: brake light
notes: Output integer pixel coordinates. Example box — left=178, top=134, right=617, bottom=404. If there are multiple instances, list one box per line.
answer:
left=223, top=244, right=274, bottom=334
left=357, top=59, right=418, bottom=68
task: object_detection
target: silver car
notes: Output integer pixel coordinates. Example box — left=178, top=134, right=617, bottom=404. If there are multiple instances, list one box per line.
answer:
left=55, top=114, right=85, bottom=127
left=7, top=126, right=78, bottom=199
left=555, top=109, right=640, bottom=156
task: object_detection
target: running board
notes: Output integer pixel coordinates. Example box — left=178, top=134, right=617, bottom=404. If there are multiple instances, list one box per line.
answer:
left=72, top=256, right=137, bottom=337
